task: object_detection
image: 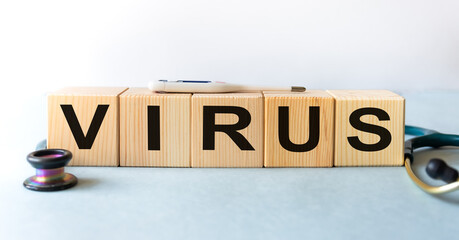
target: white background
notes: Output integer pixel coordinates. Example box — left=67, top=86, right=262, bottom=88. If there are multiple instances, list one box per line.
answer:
left=1, top=0, right=458, bottom=151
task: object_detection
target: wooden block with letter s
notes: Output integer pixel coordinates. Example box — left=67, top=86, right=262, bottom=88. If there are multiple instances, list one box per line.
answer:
left=263, top=90, right=335, bottom=167
left=119, top=88, right=191, bottom=167
left=48, top=87, right=128, bottom=166
left=191, top=92, right=263, bottom=167
left=327, top=90, right=405, bottom=166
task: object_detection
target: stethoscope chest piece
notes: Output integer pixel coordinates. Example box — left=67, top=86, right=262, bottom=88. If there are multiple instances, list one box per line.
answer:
left=23, top=149, right=78, bottom=191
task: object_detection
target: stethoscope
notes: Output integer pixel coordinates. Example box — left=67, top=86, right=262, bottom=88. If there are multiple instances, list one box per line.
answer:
left=405, top=125, right=459, bottom=194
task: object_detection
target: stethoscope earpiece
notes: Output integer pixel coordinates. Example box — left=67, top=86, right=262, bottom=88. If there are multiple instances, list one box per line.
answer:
left=426, top=158, right=459, bottom=184
left=405, top=125, right=459, bottom=194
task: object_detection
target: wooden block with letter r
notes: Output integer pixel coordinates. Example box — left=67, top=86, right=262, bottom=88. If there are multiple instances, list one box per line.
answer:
left=327, top=90, right=405, bottom=166
left=263, top=90, right=335, bottom=167
left=191, top=92, right=263, bottom=167
left=119, top=88, right=191, bottom=167
left=48, top=87, right=128, bottom=166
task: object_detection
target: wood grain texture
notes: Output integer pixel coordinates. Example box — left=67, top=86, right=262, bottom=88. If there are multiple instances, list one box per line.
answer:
left=48, top=87, right=128, bottom=166
left=191, top=92, right=263, bottom=167
left=263, top=90, right=335, bottom=167
left=120, top=88, right=191, bottom=167
left=327, top=90, right=405, bottom=166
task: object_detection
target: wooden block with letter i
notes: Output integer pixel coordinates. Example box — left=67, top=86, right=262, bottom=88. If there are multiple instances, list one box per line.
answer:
left=119, top=88, right=191, bottom=167
left=327, top=90, right=405, bottom=166
left=263, top=90, right=335, bottom=167
left=48, top=87, right=128, bottom=166
left=191, top=92, right=263, bottom=167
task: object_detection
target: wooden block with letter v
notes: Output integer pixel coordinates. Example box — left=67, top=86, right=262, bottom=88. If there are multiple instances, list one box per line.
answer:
left=327, top=90, right=405, bottom=166
left=263, top=90, right=335, bottom=167
left=191, top=92, right=263, bottom=167
left=48, top=87, right=128, bottom=166
left=120, top=88, right=191, bottom=167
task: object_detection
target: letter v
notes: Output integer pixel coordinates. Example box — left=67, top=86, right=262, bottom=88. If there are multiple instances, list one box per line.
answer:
left=60, top=105, right=109, bottom=149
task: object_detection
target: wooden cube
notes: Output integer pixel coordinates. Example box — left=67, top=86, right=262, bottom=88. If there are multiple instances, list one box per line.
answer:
left=263, top=90, right=335, bottom=167
left=48, top=87, right=128, bottom=166
left=119, top=88, right=191, bottom=167
left=327, top=90, right=405, bottom=166
left=191, top=92, right=263, bottom=167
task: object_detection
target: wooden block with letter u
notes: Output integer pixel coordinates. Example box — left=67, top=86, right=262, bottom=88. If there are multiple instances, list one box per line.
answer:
left=119, top=88, right=191, bottom=167
left=191, top=92, right=263, bottom=167
left=48, top=87, right=128, bottom=166
left=327, top=90, right=405, bottom=166
left=263, top=90, right=335, bottom=167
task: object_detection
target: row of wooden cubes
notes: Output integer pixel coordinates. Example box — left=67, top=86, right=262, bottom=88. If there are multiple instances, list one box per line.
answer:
left=48, top=87, right=405, bottom=167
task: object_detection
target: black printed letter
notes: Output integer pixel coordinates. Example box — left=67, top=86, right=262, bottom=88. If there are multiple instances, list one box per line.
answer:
left=278, top=106, right=320, bottom=152
left=60, top=104, right=109, bottom=149
left=347, top=107, right=392, bottom=151
left=203, top=106, right=254, bottom=150
left=148, top=106, right=160, bottom=150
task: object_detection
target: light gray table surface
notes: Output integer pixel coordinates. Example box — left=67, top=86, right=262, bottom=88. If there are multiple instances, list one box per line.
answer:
left=1, top=90, right=459, bottom=240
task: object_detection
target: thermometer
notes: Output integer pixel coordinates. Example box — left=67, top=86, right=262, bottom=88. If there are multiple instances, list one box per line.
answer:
left=148, top=80, right=306, bottom=93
